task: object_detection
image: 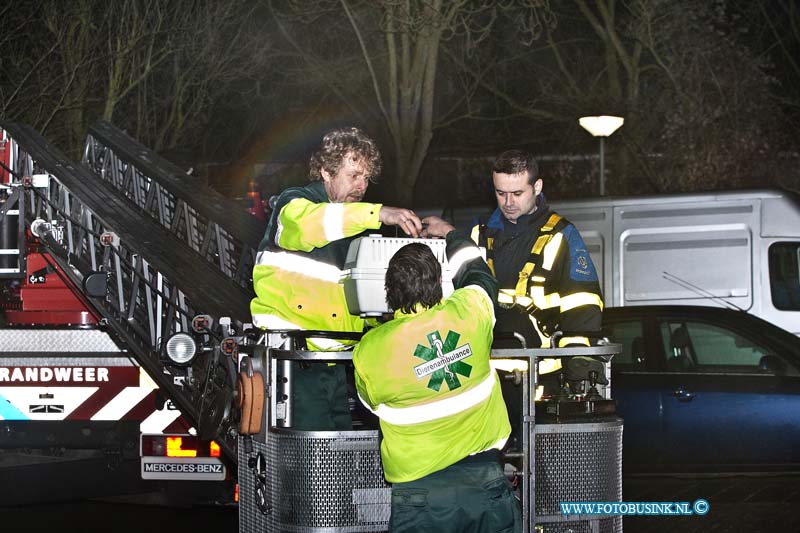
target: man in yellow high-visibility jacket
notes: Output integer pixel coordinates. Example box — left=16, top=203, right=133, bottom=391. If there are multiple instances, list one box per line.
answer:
left=354, top=216, right=521, bottom=532
left=251, top=127, right=422, bottom=430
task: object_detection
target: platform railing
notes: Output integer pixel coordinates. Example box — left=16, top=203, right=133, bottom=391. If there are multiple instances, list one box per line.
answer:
left=237, top=336, right=622, bottom=533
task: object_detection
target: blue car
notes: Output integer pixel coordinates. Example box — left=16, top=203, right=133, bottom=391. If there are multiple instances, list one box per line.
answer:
left=602, top=305, right=800, bottom=473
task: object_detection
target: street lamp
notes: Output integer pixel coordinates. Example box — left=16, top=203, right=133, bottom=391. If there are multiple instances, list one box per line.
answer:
left=579, top=116, right=624, bottom=196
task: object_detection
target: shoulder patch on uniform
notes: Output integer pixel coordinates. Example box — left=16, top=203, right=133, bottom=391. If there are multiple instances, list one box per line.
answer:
left=563, top=225, right=598, bottom=282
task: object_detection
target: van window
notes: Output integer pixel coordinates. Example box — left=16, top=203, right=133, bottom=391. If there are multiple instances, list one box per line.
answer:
left=769, top=243, right=800, bottom=311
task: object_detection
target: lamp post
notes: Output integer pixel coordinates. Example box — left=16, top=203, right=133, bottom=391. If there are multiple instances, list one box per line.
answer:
left=579, top=116, right=624, bottom=196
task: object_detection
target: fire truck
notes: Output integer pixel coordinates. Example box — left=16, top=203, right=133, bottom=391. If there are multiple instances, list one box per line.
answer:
left=0, top=121, right=255, bottom=504
left=1, top=119, right=623, bottom=531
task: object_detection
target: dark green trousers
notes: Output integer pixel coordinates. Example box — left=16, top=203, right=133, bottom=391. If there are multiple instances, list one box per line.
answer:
left=389, top=455, right=522, bottom=533
left=290, top=362, right=351, bottom=430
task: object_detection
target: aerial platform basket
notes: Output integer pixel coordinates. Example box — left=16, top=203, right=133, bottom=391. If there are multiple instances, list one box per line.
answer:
left=237, top=338, right=623, bottom=533
left=238, top=339, right=390, bottom=533
left=240, top=429, right=389, bottom=533
left=535, top=419, right=623, bottom=532
left=238, top=236, right=622, bottom=532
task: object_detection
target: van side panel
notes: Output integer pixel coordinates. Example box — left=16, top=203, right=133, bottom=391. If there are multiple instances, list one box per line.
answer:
left=762, top=197, right=800, bottom=237
left=562, top=199, right=757, bottom=312
left=614, top=201, right=756, bottom=311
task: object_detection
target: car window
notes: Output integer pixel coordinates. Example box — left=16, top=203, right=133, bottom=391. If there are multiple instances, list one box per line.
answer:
left=769, top=242, right=800, bottom=311
left=603, top=320, right=645, bottom=368
left=660, top=320, right=798, bottom=374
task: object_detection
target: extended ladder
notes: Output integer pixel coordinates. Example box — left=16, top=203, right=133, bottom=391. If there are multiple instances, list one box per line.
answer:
left=82, top=121, right=264, bottom=291
left=1, top=120, right=247, bottom=464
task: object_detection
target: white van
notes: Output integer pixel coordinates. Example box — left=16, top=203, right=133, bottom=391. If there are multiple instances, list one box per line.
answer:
left=442, top=189, right=800, bottom=335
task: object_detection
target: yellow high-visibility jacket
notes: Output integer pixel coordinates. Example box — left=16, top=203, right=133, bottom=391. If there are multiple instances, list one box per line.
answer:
left=250, top=181, right=382, bottom=349
left=353, top=231, right=510, bottom=483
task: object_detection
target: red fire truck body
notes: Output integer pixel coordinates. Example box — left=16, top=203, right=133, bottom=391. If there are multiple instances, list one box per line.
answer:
left=1, top=135, right=227, bottom=504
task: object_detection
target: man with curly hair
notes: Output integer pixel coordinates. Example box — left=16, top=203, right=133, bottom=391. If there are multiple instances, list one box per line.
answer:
left=251, top=127, right=422, bottom=430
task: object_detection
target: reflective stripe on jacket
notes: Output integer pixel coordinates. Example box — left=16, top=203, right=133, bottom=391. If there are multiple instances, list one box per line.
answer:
left=353, top=231, right=510, bottom=483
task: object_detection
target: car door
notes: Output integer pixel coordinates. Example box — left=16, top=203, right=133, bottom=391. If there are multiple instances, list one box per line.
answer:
left=656, top=314, right=800, bottom=471
left=603, top=313, right=666, bottom=470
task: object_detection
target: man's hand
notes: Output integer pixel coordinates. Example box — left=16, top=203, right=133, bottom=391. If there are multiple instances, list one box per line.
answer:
left=420, top=216, right=455, bottom=238
left=379, top=206, right=423, bottom=237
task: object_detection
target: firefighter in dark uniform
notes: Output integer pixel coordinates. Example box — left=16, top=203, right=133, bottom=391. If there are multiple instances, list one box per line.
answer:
left=471, top=150, right=603, bottom=434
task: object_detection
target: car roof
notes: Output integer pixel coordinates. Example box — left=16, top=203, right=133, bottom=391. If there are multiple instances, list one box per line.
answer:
left=606, top=305, right=755, bottom=319
left=603, top=305, right=800, bottom=348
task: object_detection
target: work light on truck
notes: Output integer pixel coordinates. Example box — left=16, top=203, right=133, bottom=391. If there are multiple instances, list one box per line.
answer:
left=164, top=332, right=198, bottom=366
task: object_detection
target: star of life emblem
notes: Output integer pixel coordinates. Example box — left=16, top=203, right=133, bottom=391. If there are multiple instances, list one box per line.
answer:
left=412, top=330, right=473, bottom=392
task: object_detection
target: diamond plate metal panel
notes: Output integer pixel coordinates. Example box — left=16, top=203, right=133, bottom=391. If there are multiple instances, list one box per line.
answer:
left=0, top=329, right=123, bottom=352
left=0, top=356, right=135, bottom=366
